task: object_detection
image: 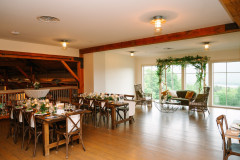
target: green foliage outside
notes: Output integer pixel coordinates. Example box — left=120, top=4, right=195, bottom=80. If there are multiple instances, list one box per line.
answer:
left=143, top=67, right=181, bottom=99
left=214, top=86, right=240, bottom=107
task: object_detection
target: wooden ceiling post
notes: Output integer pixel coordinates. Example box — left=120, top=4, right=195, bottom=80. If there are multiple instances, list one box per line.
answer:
left=220, top=0, right=240, bottom=27
left=16, top=66, right=31, bottom=82
left=4, top=70, right=8, bottom=90
left=61, top=60, right=80, bottom=83
left=77, top=61, right=84, bottom=93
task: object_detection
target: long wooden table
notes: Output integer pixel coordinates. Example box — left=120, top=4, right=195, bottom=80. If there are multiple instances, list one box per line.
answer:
left=36, top=110, right=90, bottom=156
left=108, top=102, right=134, bottom=129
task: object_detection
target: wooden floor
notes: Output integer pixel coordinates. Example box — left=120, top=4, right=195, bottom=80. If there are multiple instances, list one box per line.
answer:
left=1, top=105, right=240, bottom=160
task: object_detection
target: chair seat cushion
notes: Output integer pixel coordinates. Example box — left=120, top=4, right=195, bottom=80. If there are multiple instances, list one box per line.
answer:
left=231, top=143, right=240, bottom=153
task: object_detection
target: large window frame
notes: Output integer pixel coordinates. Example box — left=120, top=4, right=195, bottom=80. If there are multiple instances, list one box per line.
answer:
left=212, top=61, right=240, bottom=107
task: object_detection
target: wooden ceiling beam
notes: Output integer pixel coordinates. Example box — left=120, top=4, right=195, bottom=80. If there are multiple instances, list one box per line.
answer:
left=0, top=50, right=83, bottom=62
left=220, top=0, right=240, bottom=27
left=61, top=61, right=80, bottom=82
left=0, top=61, right=25, bottom=67
left=79, top=23, right=240, bottom=54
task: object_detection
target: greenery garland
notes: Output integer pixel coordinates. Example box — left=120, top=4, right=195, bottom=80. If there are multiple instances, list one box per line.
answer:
left=156, top=55, right=210, bottom=93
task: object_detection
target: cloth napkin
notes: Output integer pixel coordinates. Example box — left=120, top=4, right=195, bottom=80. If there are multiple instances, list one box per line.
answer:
left=124, top=100, right=136, bottom=116
left=30, top=116, right=35, bottom=128
left=10, top=110, right=14, bottom=119
left=19, top=111, right=22, bottom=122
left=68, top=114, right=80, bottom=133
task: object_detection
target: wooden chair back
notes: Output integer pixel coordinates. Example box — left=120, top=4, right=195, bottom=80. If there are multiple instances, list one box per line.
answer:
left=23, top=110, right=35, bottom=128
left=216, top=115, right=228, bottom=153
left=66, top=111, right=84, bottom=134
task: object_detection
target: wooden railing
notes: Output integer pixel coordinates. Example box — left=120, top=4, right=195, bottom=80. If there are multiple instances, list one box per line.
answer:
left=0, top=86, right=78, bottom=104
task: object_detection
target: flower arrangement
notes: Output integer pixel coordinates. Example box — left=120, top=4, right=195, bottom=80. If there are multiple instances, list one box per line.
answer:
left=33, top=81, right=40, bottom=89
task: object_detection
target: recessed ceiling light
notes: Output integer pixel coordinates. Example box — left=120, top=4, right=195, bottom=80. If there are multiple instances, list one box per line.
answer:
left=11, top=31, right=20, bottom=35
left=163, top=47, right=173, bottom=50
left=37, top=16, right=60, bottom=22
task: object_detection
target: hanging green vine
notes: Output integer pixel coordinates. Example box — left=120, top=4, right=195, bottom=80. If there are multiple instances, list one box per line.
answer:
left=156, top=55, right=210, bottom=93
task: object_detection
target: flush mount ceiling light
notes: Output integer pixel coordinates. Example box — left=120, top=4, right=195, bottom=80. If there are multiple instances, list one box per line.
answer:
left=129, top=51, right=135, bottom=57
left=11, top=31, right=20, bottom=35
left=37, top=16, right=60, bottom=22
left=151, top=16, right=166, bottom=34
left=203, top=42, right=210, bottom=50
left=60, top=40, right=69, bottom=49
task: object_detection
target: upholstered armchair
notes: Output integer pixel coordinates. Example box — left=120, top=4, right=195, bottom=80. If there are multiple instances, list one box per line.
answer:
left=134, top=84, right=152, bottom=107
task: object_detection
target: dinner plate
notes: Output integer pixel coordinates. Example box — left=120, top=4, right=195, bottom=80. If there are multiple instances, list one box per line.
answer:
left=231, top=123, right=240, bottom=130
left=45, top=116, right=58, bottom=119
left=34, top=112, right=47, bottom=116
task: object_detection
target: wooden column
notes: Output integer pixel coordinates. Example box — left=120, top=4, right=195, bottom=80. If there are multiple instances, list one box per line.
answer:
left=77, top=61, right=84, bottom=93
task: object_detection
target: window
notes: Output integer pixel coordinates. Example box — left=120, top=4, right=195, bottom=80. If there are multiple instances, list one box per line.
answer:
left=142, top=66, right=159, bottom=99
left=162, top=65, right=182, bottom=91
left=142, top=65, right=181, bottom=100
left=213, top=62, right=240, bottom=107
left=185, top=64, right=208, bottom=92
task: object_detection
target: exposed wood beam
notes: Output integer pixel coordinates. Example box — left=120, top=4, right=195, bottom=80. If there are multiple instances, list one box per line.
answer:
left=220, top=0, right=240, bottom=27
left=0, top=50, right=83, bottom=62
left=61, top=61, right=80, bottom=82
left=79, top=23, right=240, bottom=54
left=15, top=66, right=31, bottom=81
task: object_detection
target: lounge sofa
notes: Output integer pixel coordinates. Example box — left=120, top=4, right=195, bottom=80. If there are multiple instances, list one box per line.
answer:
left=171, top=90, right=196, bottom=106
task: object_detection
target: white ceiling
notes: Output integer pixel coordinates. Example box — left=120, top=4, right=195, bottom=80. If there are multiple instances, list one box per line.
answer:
left=0, top=0, right=235, bottom=52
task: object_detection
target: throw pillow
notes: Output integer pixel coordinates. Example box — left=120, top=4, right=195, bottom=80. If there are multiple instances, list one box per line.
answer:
left=194, top=94, right=207, bottom=102
left=161, top=90, right=168, bottom=96
left=168, top=90, right=178, bottom=98
left=185, top=91, right=194, bottom=99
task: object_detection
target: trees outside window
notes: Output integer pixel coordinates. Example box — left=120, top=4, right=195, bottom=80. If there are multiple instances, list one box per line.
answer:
left=185, top=64, right=208, bottom=92
left=143, top=65, right=181, bottom=99
left=142, top=66, right=159, bottom=99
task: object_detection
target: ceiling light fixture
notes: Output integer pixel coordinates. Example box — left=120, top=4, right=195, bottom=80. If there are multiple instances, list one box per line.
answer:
left=60, top=40, right=69, bottom=49
left=129, top=51, right=135, bottom=57
left=11, top=31, right=20, bottom=35
left=203, top=42, right=210, bottom=50
left=151, top=16, right=166, bottom=34
left=37, top=16, right=60, bottom=22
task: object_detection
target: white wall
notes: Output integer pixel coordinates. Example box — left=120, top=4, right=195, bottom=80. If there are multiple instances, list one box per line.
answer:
left=105, top=53, right=135, bottom=95
left=0, top=39, right=79, bottom=57
left=93, top=53, right=106, bottom=93
left=83, top=52, right=135, bottom=95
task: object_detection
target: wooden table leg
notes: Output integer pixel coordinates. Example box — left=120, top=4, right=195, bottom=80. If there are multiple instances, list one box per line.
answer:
left=129, top=116, right=133, bottom=124
left=43, top=121, right=50, bottom=156
left=111, top=106, right=116, bottom=129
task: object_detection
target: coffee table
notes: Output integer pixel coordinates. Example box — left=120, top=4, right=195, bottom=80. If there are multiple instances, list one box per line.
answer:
left=154, top=100, right=181, bottom=113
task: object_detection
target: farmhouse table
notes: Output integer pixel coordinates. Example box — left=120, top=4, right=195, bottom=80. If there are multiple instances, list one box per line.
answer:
left=35, top=109, right=90, bottom=156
